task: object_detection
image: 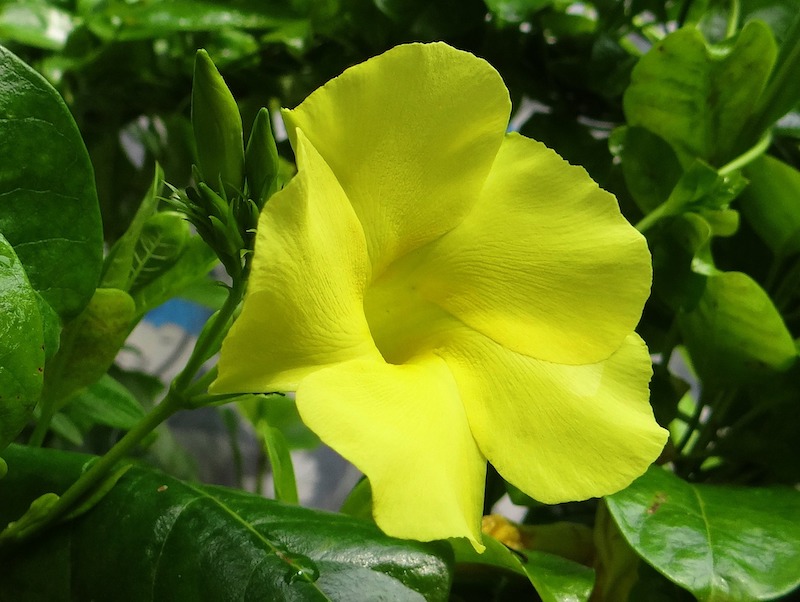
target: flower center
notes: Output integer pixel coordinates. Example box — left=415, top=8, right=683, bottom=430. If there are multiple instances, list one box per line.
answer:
left=363, top=257, right=456, bottom=365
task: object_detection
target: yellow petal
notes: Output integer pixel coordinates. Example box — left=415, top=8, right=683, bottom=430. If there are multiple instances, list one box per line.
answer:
left=296, top=355, right=486, bottom=549
left=282, top=42, right=511, bottom=274
left=411, top=132, right=651, bottom=365
left=211, top=131, right=379, bottom=394
left=443, top=331, right=667, bottom=503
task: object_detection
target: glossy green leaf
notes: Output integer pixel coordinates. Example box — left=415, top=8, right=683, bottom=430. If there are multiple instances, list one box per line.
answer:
left=452, top=535, right=595, bottom=602
left=739, top=154, right=800, bottom=256
left=607, top=467, right=800, bottom=601
left=679, top=270, right=796, bottom=387
left=624, top=21, right=777, bottom=167
left=0, top=444, right=453, bottom=601
left=0, top=234, right=44, bottom=450
left=41, top=288, right=135, bottom=409
left=0, top=45, right=103, bottom=320
left=0, top=2, right=75, bottom=50
left=192, top=49, right=245, bottom=195
left=82, top=0, right=299, bottom=41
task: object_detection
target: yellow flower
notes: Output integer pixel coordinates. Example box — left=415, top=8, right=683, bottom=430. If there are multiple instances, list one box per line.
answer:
left=211, top=42, right=668, bottom=550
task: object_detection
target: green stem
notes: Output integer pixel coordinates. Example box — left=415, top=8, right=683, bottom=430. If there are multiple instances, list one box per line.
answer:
left=1, top=394, right=181, bottom=546
left=718, top=131, right=771, bottom=176
left=676, top=394, right=706, bottom=454
left=169, top=278, right=244, bottom=397
left=635, top=203, right=672, bottom=233
left=4, top=277, right=246, bottom=548
left=684, top=389, right=738, bottom=470
left=725, top=0, right=740, bottom=39
left=27, top=400, right=57, bottom=448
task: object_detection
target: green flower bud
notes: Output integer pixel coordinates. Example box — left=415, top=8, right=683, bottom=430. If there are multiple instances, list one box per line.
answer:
left=245, top=107, right=280, bottom=208
left=192, top=49, right=245, bottom=196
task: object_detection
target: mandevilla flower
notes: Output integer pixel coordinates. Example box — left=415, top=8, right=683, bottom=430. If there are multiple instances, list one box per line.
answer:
left=212, top=42, right=668, bottom=550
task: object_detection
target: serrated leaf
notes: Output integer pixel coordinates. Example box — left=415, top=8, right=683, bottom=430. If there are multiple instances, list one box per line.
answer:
left=0, top=45, right=103, bottom=320
left=678, top=270, right=796, bottom=387
left=607, top=467, right=800, bottom=601
left=0, top=234, right=44, bottom=450
left=625, top=21, right=777, bottom=167
left=0, top=444, right=453, bottom=602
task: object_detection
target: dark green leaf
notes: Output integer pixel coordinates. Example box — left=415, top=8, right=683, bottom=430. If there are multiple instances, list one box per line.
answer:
left=739, top=154, right=800, bottom=256
left=607, top=467, right=800, bottom=601
left=0, top=234, right=43, bottom=450
left=0, top=45, right=103, bottom=320
left=679, top=270, right=796, bottom=387
left=614, top=126, right=682, bottom=213
left=0, top=444, right=453, bottom=602
left=624, top=21, right=777, bottom=167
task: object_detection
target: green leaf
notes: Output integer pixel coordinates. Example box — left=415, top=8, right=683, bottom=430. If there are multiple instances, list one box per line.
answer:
left=129, top=235, right=218, bottom=318
left=101, top=163, right=164, bottom=291
left=65, top=374, right=145, bottom=431
left=742, top=12, right=800, bottom=146
left=82, top=0, right=298, bottom=41
left=483, top=0, right=553, bottom=22
left=678, top=270, right=796, bottom=387
left=256, top=418, right=298, bottom=504
left=624, top=21, right=777, bottom=167
left=452, top=535, right=595, bottom=602
left=0, top=444, right=453, bottom=601
left=637, top=159, right=747, bottom=233
left=128, top=211, right=190, bottom=295
left=192, top=49, right=245, bottom=196
left=41, top=288, right=136, bottom=409
left=607, top=467, right=800, bottom=601
left=0, top=45, right=103, bottom=320
left=0, top=2, right=76, bottom=50
left=739, top=154, right=800, bottom=256
left=614, top=126, right=682, bottom=213
left=0, top=234, right=44, bottom=450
